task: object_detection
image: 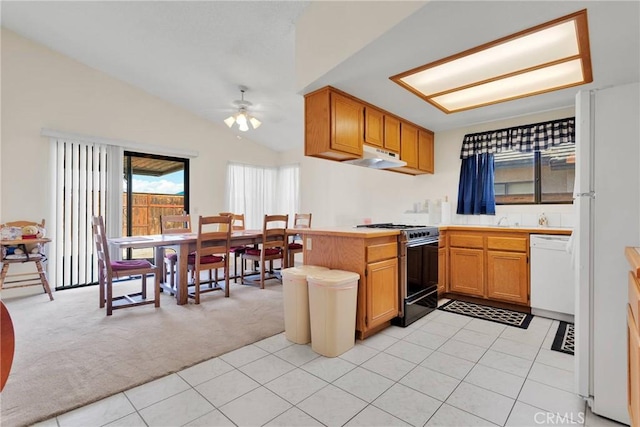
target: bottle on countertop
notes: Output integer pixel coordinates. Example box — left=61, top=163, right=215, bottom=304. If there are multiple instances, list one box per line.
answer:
left=538, top=212, right=548, bottom=227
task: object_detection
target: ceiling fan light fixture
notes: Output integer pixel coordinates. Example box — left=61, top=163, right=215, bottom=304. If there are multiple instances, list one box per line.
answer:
left=224, top=116, right=236, bottom=128
left=223, top=87, right=262, bottom=131
left=249, top=117, right=262, bottom=129
left=390, top=9, right=592, bottom=113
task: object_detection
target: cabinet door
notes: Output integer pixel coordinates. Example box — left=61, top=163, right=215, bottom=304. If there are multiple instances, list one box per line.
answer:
left=364, top=107, right=384, bottom=148
left=629, top=307, right=640, bottom=427
left=400, top=122, right=418, bottom=169
left=449, top=248, right=484, bottom=297
left=438, top=248, right=447, bottom=294
left=486, top=250, right=529, bottom=304
left=331, top=92, right=364, bottom=156
left=418, top=130, right=434, bottom=173
left=366, top=258, right=399, bottom=329
left=384, top=116, right=401, bottom=153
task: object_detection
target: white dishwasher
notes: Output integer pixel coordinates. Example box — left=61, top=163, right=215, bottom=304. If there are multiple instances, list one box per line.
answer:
left=530, top=234, right=575, bottom=322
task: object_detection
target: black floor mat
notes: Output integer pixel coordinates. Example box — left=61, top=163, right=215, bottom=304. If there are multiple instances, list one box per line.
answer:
left=551, top=321, right=575, bottom=355
left=438, top=299, right=533, bottom=329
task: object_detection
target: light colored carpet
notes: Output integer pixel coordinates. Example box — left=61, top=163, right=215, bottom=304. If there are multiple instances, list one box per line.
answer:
left=0, top=280, right=284, bottom=427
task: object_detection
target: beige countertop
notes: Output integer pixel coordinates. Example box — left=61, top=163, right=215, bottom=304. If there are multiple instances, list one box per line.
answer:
left=291, top=224, right=572, bottom=238
left=439, top=224, right=573, bottom=235
left=288, top=227, right=400, bottom=238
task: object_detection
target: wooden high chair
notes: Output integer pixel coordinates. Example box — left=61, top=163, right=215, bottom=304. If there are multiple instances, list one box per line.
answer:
left=0, top=219, right=53, bottom=301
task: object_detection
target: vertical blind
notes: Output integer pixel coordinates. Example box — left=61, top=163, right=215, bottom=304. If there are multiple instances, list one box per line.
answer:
left=52, top=139, right=122, bottom=288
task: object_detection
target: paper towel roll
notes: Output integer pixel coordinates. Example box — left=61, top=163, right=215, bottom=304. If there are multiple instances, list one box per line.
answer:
left=441, top=201, right=451, bottom=224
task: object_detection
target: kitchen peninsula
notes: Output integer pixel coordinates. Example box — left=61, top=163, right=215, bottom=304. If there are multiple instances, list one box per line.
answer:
left=295, top=227, right=401, bottom=339
left=297, top=224, right=574, bottom=341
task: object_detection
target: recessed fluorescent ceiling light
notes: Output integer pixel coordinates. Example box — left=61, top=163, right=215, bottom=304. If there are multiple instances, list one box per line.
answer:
left=390, top=9, right=592, bottom=113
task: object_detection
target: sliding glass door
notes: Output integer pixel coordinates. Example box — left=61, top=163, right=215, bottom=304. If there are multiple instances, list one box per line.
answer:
left=123, top=152, right=189, bottom=260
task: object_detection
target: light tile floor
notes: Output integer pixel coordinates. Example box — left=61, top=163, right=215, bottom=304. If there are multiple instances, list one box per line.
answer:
left=35, top=309, right=625, bottom=427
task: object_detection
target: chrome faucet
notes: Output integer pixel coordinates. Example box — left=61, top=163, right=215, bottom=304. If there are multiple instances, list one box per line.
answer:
left=497, top=216, right=509, bottom=227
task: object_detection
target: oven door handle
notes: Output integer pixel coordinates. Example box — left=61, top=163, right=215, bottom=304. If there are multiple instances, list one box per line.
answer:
left=406, top=238, right=439, bottom=248
left=406, top=288, right=438, bottom=305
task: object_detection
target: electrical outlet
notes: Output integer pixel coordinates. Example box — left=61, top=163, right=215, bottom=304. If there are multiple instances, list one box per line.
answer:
left=306, top=237, right=312, bottom=250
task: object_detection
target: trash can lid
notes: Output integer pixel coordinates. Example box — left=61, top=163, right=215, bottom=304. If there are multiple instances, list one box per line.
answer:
left=281, top=265, right=329, bottom=279
left=307, top=269, right=360, bottom=287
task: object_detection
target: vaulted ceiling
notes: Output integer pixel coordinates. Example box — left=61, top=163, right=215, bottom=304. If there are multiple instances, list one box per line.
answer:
left=2, top=1, right=638, bottom=152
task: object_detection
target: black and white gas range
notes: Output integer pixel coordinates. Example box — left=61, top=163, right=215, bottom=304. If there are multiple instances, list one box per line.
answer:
left=357, top=223, right=440, bottom=327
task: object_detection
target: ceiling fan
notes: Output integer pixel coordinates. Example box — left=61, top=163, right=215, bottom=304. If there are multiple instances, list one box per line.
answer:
left=224, top=86, right=261, bottom=131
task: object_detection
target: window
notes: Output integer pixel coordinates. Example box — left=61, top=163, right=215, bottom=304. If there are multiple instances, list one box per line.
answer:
left=226, top=163, right=300, bottom=229
left=494, top=143, right=575, bottom=204
left=123, top=152, right=189, bottom=260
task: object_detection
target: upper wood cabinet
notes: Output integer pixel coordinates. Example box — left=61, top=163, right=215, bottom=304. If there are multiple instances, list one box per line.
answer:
left=418, top=130, right=434, bottom=174
left=364, top=107, right=384, bottom=148
left=389, top=121, right=434, bottom=175
left=400, top=122, right=419, bottom=169
left=364, top=107, right=401, bottom=154
left=384, top=116, right=401, bottom=153
left=305, top=87, right=363, bottom=161
left=304, top=86, right=434, bottom=175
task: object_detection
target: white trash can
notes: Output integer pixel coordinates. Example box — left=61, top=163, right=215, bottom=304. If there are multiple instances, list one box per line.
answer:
left=281, top=265, right=329, bottom=344
left=307, top=269, right=360, bottom=357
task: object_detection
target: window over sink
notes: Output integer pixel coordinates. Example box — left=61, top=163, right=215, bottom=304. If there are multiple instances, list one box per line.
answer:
left=494, top=143, right=575, bottom=204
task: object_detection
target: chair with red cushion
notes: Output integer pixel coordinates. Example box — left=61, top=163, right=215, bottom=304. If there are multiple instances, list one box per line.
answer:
left=92, top=216, right=160, bottom=316
left=219, top=212, right=249, bottom=283
left=241, top=214, right=288, bottom=289
left=288, top=213, right=312, bottom=267
left=160, top=214, right=191, bottom=294
left=187, top=215, right=232, bottom=304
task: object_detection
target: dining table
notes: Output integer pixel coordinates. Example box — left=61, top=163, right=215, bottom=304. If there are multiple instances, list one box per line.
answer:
left=108, top=230, right=263, bottom=305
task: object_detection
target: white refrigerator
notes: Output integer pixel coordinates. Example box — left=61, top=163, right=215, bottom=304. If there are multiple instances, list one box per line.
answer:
left=574, top=82, right=640, bottom=424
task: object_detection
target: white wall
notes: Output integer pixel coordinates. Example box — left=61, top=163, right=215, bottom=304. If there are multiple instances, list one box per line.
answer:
left=1, top=29, right=279, bottom=225
left=282, top=106, right=576, bottom=228
left=0, top=29, right=280, bottom=297
left=295, top=1, right=426, bottom=91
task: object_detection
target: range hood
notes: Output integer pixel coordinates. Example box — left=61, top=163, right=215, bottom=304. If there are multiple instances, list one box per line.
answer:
left=343, top=145, right=407, bottom=169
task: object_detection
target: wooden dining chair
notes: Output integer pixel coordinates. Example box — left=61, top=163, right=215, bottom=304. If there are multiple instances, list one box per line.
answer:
left=241, top=214, right=288, bottom=289
left=91, top=216, right=160, bottom=316
left=288, top=213, right=312, bottom=267
left=160, top=214, right=191, bottom=294
left=219, top=212, right=249, bottom=282
left=188, top=215, right=232, bottom=304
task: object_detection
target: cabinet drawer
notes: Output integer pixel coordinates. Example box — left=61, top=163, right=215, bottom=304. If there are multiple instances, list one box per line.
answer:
left=367, top=242, right=397, bottom=263
left=630, top=271, right=640, bottom=329
left=487, top=236, right=528, bottom=252
left=449, top=234, right=483, bottom=249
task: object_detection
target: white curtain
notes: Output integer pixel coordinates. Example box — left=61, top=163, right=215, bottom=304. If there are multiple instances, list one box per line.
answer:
left=226, top=163, right=300, bottom=229
left=277, top=164, right=300, bottom=222
left=50, top=139, right=122, bottom=288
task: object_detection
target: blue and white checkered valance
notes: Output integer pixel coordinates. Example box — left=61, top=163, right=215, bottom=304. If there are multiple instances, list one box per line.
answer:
left=460, top=117, right=575, bottom=159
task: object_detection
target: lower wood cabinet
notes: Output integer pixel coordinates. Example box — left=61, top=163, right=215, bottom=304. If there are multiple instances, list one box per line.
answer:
left=487, top=250, right=528, bottom=304
left=627, top=257, right=640, bottom=427
left=444, top=230, right=530, bottom=306
left=302, top=232, right=399, bottom=339
left=449, top=248, right=484, bottom=297
left=366, top=258, right=399, bottom=330
left=628, top=306, right=640, bottom=427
